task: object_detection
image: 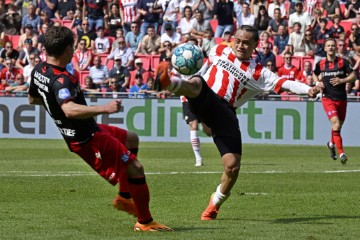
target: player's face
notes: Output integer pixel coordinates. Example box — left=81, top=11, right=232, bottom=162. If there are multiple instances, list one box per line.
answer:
left=233, top=30, right=257, bottom=60
left=324, top=40, right=336, bottom=56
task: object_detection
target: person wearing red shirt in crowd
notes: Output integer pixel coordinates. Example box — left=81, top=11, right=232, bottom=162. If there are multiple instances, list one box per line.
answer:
left=73, top=38, right=93, bottom=71
left=1, top=57, right=22, bottom=85
left=297, top=60, right=313, bottom=84
left=313, top=38, right=357, bottom=164
left=277, top=52, right=300, bottom=81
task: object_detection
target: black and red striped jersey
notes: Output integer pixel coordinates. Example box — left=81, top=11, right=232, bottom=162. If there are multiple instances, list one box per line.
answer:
left=314, top=57, right=353, bottom=100
left=29, top=62, right=100, bottom=144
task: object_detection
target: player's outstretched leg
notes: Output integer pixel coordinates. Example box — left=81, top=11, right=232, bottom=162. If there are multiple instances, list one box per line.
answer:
left=112, top=195, right=137, bottom=216
left=154, top=62, right=171, bottom=91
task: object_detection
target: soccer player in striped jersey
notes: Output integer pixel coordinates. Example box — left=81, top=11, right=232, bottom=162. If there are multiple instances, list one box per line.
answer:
left=154, top=25, right=321, bottom=220
left=313, top=38, right=357, bottom=164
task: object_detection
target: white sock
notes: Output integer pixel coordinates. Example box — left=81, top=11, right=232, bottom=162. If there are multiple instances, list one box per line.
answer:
left=329, top=141, right=334, bottom=147
left=167, top=76, right=182, bottom=93
left=190, top=130, right=202, bottom=161
left=212, top=184, right=230, bottom=207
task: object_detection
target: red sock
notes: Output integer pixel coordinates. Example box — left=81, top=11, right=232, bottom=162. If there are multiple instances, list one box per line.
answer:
left=119, top=172, right=130, bottom=198
left=332, top=130, right=344, bottom=154
left=128, top=177, right=152, bottom=223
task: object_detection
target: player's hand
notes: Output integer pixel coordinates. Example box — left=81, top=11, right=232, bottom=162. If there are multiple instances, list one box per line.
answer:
left=308, top=86, right=321, bottom=98
left=105, top=100, right=122, bottom=114
left=330, top=77, right=343, bottom=86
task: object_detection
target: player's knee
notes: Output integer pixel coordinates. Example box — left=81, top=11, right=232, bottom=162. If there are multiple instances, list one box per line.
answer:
left=126, top=159, right=145, bottom=177
left=223, top=154, right=241, bottom=176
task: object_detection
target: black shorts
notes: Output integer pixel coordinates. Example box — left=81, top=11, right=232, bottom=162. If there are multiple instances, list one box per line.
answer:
left=187, top=76, right=242, bottom=156
left=182, top=101, right=198, bottom=124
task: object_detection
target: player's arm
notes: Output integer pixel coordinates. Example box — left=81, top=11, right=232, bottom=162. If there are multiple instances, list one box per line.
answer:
left=61, top=100, right=121, bottom=119
left=329, top=71, right=357, bottom=86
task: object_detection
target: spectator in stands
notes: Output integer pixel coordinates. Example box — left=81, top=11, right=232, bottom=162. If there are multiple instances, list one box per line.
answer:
left=344, top=0, right=360, bottom=20
left=158, top=0, right=180, bottom=35
left=82, top=76, right=101, bottom=94
left=5, top=73, right=28, bottom=95
left=16, top=0, right=38, bottom=17
left=255, top=42, right=276, bottom=67
left=110, top=28, right=125, bottom=53
left=314, top=18, right=332, bottom=66
left=310, top=8, right=323, bottom=34
left=257, top=31, right=273, bottom=53
left=37, top=23, right=49, bottom=50
left=129, top=73, right=148, bottom=98
left=178, top=6, right=196, bottom=36
left=236, top=2, right=255, bottom=28
left=321, top=0, right=341, bottom=20
left=220, top=31, right=234, bottom=48
left=0, top=78, right=8, bottom=93
left=201, top=28, right=215, bottom=58
left=73, top=38, right=93, bottom=71
left=265, top=60, right=276, bottom=73
left=304, top=30, right=317, bottom=57
left=106, top=36, right=134, bottom=70
left=286, top=22, right=306, bottom=57
left=1, top=57, right=22, bottom=84
left=108, top=55, right=130, bottom=90
left=349, top=24, right=359, bottom=55
left=82, top=0, right=107, bottom=31
left=298, top=60, right=313, bottom=83
left=250, top=0, right=268, bottom=17
left=77, top=19, right=96, bottom=50
left=337, top=39, right=358, bottom=68
left=119, top=0, right=139, bottom=35
left=356, top=12, right=360, bottom=28
left=305, top=0, right=318, bottom=17
left=278, top=52, right=300, bottom=82
left=159, top=40, right=173, bottom=62
left=23, top=52, right=37, bottom=83
left=192, top=0, right=214, bottom=21
left=0, top=41, right=19, bottom=65
left=254, top=5, right=271, bottom=34
left=105, top=3, right=123, bottom=38
left=21, top=3, right=41, bottom=35
left=213, top=0, right=234, bottom=38
left=346, top=79, right=360, bottom=96
left=178, top=0, right=193, bottom=15
left=70, top=9, right=82, bottom=31
left=140, top=25, right=161, bottom=55
left=89, top=55, right=109, bottom=90
left=161, top=23, right=181, bottom=47
left=329, top=15, right=345, bottom=39
left=19, top=24, right=38, bottom=50
left=94, top=27, right=110, bottom=55
left=138, top=0, right=161, bottom=36
left=233, top=0, right=243, bottom=20
left=125, top=21, right=143, bottom=55
left=267, top=8, right=288, bottom=37
left=190, top=10, right=212, bottom=40
left=37, top=0, right=58, bottom=19
left=38, top=45, right=48, bottom=62
left=268, top=0, right=286, bottom=19
left=0, top=3, right=22, bottom=35
left=273, top=24, right=289, bottom=56
left=62, top=9, right=75, bottom=21
left=133, top=58, right=154, bottom=82
left=55, top=0, right=76, bottom=20
left=16, top=38, right=40, bottom=69
left=289, top=1, right=311, bottom=34
left=107, top=77, right=126, bottom=95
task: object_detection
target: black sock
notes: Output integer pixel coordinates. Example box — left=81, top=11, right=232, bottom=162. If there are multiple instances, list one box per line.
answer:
left=119, top=192, right=131, bottom=199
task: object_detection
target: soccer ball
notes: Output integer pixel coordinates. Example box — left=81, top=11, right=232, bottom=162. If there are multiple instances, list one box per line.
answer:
left=171, top=43, right=204, bottom=75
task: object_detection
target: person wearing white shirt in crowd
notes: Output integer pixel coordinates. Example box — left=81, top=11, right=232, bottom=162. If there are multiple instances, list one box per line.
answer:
left=233, top=0, right=243, bottom=20
left=178, top=6, right=197, bottom=35
left=94, top=27, right=110, bottom=54
left=106, top=36, right=134, bottom=70
left=286, top=22, right=306, bottom=57
left=191, top=0, right=215, bottom=21
left=236, top=2, right=255, bottom=28
left=23, top=53, right=37, bottom=84
left=160, top=23, right=181, bottom=47
left=90, top=55, right=109, bottom=90
left=179, top=0, right=195, bottom=15
left=268, top=0, right=287, bottom=19
left=289, top=1, right=311, bottom=33
left=157, top=0, right=180, bottom=34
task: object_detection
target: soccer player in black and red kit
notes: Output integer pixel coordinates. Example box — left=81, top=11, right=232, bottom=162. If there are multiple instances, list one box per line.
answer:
left=313, top=38, right=357, bottom=164
left=28, top=26, right=172, bottom=232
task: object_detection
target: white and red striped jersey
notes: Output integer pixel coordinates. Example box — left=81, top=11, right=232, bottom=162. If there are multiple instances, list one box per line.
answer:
left=200, top=44, right=285, bottom=108
left=119, top=0, right=138, bottom=23
left=305, top=0, right=317, bottom=16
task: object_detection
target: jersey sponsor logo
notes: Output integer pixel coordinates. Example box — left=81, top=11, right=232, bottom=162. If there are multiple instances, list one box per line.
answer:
left=58, top=127, right=76, bottom=137
left=59, top=88, right=71, bottom=99
left=216, top=59, right=250, bottom=86
left=322, top=71, right=344, bottom=77
left=120, top=152, right=130, bottom=163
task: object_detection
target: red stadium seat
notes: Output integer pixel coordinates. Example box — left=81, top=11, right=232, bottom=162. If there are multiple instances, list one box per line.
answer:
left=210, top=19, right=218, bottom=33
left=10, top=35, right=20, bottom=49
left=107, top=59, right=114, bottom=70
left=62, top=20, right=74, bottom=30
left=339, top=20, right=353, bottom=37
left=152, top=55, right=161, bottom=70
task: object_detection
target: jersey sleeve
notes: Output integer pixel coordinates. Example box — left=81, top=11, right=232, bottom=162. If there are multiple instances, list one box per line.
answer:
left=52, top=75, right=77, bottom=106
left=261, top=67, right=286, bottom=93
left=313, top=61, right=321, bottom=76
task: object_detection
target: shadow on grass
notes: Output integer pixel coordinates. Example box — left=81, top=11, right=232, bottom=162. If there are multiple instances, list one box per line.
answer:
left=273, top=215, right=360, bottom=224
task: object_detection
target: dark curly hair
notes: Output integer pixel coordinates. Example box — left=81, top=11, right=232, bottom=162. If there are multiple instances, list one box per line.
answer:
left=43, top=26, right=74, bottom=58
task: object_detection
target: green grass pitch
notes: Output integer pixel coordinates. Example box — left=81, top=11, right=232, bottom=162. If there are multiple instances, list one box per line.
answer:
left=0, top=139, right=360, bottom=240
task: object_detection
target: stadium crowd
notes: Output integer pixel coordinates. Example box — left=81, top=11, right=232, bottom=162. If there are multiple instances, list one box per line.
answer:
left=0, top=0, right=359, bottom=98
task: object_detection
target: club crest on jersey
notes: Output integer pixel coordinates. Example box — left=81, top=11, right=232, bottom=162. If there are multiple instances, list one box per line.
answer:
left=59, top=88, right=71, bottom=99
left=120, top=153, right=130, bottom=163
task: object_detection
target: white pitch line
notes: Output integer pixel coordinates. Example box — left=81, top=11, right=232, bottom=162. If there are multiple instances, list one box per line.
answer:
left=0, top=170, right=359, bottom=177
